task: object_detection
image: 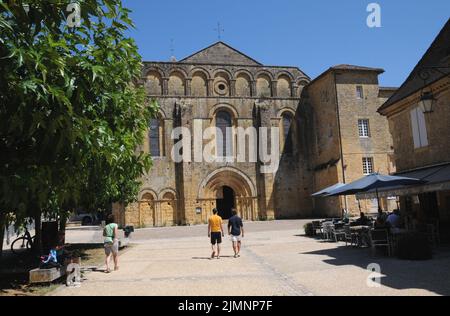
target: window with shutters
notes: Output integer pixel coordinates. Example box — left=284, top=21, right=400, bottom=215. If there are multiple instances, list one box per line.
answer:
left=410, top=107, right=428, bottom=149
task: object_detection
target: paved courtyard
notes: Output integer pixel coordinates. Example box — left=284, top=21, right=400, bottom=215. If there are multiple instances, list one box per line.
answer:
left=52, top=220, right=450, bottom=296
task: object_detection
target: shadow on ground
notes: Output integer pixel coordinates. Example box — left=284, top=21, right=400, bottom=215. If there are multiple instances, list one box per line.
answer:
left=300, top=241, right=450, bottom=296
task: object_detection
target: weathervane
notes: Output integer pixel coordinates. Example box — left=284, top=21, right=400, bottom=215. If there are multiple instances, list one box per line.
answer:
left=214, top=22, right=224, bottom=41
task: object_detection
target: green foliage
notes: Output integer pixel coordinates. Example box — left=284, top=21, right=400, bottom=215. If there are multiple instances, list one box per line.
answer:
left=304, top=223, right=314, bottom=237
left=0, top=0, right=158, bottom=228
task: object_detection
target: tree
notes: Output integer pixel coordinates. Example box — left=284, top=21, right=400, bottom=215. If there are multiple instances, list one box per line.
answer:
left=0, top=0, right=157, bottom=256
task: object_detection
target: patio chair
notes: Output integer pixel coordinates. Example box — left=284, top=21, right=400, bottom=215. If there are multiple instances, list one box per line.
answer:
left=343, top=224, right=358, bottom=247
left=322, top=222, right=334, bottom=241
left=312, top=221, right=323, bottom=237
left=333, top=226, right=346, bottom=242
left=369, top=229, right=392, bottom=256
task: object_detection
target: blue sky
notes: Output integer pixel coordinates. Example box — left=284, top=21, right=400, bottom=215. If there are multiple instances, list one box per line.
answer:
left=122, top=0, right=449, bottom=87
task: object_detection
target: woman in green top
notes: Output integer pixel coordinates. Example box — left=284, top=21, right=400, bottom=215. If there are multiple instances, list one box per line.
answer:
left=103, top=214, right=119, bottom=273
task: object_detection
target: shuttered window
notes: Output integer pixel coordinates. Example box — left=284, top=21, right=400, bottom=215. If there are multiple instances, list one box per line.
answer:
left=410, top=107, right=428, bottom=149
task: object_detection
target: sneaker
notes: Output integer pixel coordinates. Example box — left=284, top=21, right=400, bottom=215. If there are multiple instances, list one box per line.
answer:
left=234, top=254, right=238, bottom=258
left=216, top=256, right=220, bottom=259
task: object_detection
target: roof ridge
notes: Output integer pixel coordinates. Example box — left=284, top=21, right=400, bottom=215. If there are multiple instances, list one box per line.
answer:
left=179, top=41, right=263, bottom=66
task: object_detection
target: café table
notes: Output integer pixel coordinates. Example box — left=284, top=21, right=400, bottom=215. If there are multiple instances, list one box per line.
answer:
left=350, top=226, right=371, bottom=247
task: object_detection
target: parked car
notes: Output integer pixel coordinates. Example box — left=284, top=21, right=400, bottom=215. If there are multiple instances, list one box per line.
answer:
left=69, top=212, right=99, bottom=226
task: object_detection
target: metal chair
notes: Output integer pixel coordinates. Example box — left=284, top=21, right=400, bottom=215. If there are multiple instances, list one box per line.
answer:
left=322, top=222, right=334, bottom=241
left=369, top=229, right=392, bottom=256
left=333, top=227, right=346, bottom=242
left=343, top=224, right=358, bottom=247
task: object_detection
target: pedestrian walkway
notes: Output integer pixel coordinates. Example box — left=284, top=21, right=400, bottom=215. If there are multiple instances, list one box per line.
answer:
left=52, top=220, right=450, bottom=296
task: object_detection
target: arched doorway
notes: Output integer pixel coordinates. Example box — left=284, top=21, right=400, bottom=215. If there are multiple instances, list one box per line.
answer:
left=161, top=192, right=176, bottom=226
left=139, top=192, right=156, bottom=227
left=198, top=167, right=258, bottom=221
left=216, top=186, right=235, bottom=219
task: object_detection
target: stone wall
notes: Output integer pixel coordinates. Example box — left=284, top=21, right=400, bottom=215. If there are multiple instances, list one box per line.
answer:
left=306, top=69, right=396, bottom=216
left=385, top=78, right=450, bottom=172
left=117, top=43, right=397, bottom=226
left=124, top=54, right=313, bottom=226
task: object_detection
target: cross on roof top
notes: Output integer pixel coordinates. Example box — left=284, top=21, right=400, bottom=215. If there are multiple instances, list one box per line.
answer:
left=214, top=22, right=224, bottom=41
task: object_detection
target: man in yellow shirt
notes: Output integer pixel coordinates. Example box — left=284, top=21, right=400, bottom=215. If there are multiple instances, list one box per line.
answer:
left=208, top=208, right=224, bottom=259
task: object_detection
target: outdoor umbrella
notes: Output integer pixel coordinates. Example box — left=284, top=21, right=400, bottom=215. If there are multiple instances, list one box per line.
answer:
left=325, top=173, right=426, bottom=207
left=311, top=183, right=345, bottom=197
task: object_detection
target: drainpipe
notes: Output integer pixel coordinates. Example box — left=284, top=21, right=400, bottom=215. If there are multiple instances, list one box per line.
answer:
left=333, top=72, right=348, bottom=212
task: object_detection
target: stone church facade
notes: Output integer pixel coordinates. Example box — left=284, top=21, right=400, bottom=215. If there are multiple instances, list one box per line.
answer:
left=113, top=42, right=396, bottom=227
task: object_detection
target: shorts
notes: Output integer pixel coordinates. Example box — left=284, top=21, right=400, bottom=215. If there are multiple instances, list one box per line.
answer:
left=231, top=235, right=242, bottom=242
left=210, top=232, right=222, bottom=245
left=104, top=240, right=119, bottom=255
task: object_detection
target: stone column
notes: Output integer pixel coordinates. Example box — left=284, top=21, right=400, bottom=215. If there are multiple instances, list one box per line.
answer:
left=251, top=81, right=257, bottom=97
left=138, top=202, right=142, bottom=228
left=230, top=79, right=236, bottom=97
left=162, top=77, right=169, bottom=95
left=207, top=79, right=215, bottom=96
left=185, top=78, right=192, bottom=97
left=292, top=83, right=298, bottom=98
left=271, top=80, right=278, bottom=98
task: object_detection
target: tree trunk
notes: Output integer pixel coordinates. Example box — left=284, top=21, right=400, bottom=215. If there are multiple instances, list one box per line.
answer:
left=33, top=210, right=42, bottom=256
left=0, top=212, right=5, bottom=258
left=59, top=214, right=67, bottom=245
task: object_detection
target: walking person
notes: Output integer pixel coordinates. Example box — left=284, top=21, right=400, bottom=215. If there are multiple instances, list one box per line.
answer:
left=103, top=214, right=119, bottom=273
left=208, top=208, right=224, bottom=259
left=228, top=209, right=244, bottom=258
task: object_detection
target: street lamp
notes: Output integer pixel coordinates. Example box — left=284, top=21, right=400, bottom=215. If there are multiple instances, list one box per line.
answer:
left=417, top=66, right=449, bottom=114
left=419, top=91, right=436, bottom=114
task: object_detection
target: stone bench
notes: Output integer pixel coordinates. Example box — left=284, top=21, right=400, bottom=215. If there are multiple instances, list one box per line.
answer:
left=29, top=266, right=65, bottom=284
left=29, top=257, right=81, bottom=284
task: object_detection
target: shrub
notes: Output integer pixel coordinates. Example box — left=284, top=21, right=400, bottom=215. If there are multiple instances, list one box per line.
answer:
left=304, top=223, right=314, bottom=237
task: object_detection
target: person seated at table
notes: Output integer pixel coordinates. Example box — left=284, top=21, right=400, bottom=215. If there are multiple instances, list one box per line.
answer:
left=355, top=212, right=371, bottom=226
left=386, top=209, right=401, bottom=229
left=374, top=208, right=389, bottom=229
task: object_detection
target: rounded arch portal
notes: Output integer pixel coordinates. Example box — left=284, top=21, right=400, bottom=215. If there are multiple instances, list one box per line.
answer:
left=198, top=168, right=257, bottom=220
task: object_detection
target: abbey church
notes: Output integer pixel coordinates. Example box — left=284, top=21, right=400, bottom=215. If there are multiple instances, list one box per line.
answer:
left=113, top=42, right=397, bottom=227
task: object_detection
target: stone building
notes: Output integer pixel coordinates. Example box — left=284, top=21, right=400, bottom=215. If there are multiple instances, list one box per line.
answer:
left=305, top=65, right=397, bottom=217
left=374, top=20, right=450, bottom=239
left=113, top=41, right=396, bottom=227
